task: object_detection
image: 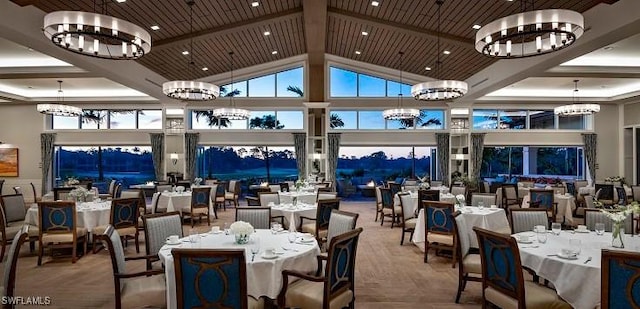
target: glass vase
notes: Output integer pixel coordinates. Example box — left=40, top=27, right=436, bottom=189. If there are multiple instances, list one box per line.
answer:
left=612, top=223, right=625, bottom=248
left=235, top=233, right=249, bottom=245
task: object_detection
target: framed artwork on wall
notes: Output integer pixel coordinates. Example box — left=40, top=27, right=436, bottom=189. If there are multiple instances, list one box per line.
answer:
left=0, top=148, right=19, bottom=177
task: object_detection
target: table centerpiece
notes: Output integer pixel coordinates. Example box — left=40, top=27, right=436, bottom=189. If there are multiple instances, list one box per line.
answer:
left=230, top=221, right=254, bottom=244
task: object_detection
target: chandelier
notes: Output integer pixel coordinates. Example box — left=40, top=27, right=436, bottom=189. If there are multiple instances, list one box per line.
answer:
left=43, top=1, right=151, bottom=60
left=37, top=81, right=82, bottom=117
left=384, top=51, right=419, bottom=120
left=412, top=0, right=467, bottom=101
left=162, top=0, right=219, bottom=101
left=475, top=0, right=584, bottom=58
left=212, top=52, right=250, bottom=120
left=554, top=80, right=600, bottom=116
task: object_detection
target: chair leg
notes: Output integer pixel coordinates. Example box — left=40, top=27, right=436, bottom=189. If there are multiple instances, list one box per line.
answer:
left=424, top=242, right=429, bottom=263
left=455, top=277, right=464, bottom=303
left=380, top=214, right=384, bottom=226
left=84, top=235, right=88, bottom=257
left=400, top=230, right=405, bottom=245
left=71, top=240, right=78, bottom=263
left=191, top=215, right=195, bottom=228
left=0, top=243, right=5, bottom=262
left=29, top=240, right=36, bottom=253
left=135, top=232, right=140, bottom=253
left=92, top=234, right=99, bottom=254
left=207, top=210, right=211, bottom=226
left=37, top=241, right=44, bottom=266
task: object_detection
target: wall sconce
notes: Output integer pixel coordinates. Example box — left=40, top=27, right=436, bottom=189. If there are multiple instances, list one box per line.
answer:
left=170, top=153, right=179, bottom=165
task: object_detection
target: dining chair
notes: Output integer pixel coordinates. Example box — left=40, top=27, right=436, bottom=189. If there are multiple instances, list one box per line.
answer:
left=300, top=198, right=340, bottom=241
left=501, top=184, right=521, bottom=210
left=0, top=194, right=38, bottom=260
left=12, top=186, right=22, bottom=195
left=148, top=191, right=161, bottom=214
left=53, top=187, right=73, bottom=201
left=423, top=201, right=456, bottom=266
left=142, top=211, right=182, bottom=270
left=173, top=248, right=262, bottom=309
left=399, top=192, right=417, bottom=245
left=100, top=225, right=165, bottom=309
left=564, top=182, right=577, bottom=197
left=528, top=189, right=557, bottom=223
left=509, top=208, right=549, bottom=234
left=450, top=212, right=481, bottom=303
left=225, top=180, right=241, bottom=207
left=183, top=187, right=212, bottom=227
left=632, top=185, right=640, bottom=202
left=211, top=183, right=226, bottom=214
left=584, top=209, right=633, bottom=234
left=37, top=201, right=88, bottom=265
left=235, top=207, right=271, bottom=230
left=388, top=182, right=402, bottom=196
left=601, top=249, right=640, bottom=309
left=374, top=186, right=383, bottom=222
left=99, top=180, right=117, bottom=199
left=93, top=197, right=140, bottom=253
left=450, top=185, right=467, bottom=198
left=482, top=181, right=490, bottom=193
left=431, top=180, right=443, bottom=187
left=470, top=193, right=497, bottom=207
left=473, top=227, right=571, bottom=309
left=278, top=227, right=363, bottom=309
left=316, top=191, right=337, bottom=202
left=279, top=182, right=290, bottom=192
left=2, top=225, right=30, bottom=309
left=268, top=184, right=281, bottom=193
left=615, top=187, right=628, bottom=205
left=379, top=187, right=399, bottom=228
left=155, top=184, right=172, bottom=193
left=325, top=210, right=359, bottom=252
left=595, top=183, right=614, bottom=205
left=317, top=187, right=332, bottom=193
left=29, top=182, right=41, bottom=204
left=258, top=191, right=280, bottom=206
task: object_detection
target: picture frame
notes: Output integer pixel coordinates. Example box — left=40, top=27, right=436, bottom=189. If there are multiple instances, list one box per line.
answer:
left=0, top=147, right=19, bottom=177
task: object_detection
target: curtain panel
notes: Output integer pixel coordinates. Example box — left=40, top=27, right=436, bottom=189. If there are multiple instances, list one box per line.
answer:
left=293, top=133, right=306, bottom=179
left=184, top=133, right=199, bottom=180
left=40, top=133, right=56, bottom=195
left=436, top=133, right=450, bottom=186
left=582, top=133, right=597, bottom=184
left=471, top=133, right=486, bottom=184
left=327, top=133, right=341, bottom=191
left=149, top=133, right=164, bottom=181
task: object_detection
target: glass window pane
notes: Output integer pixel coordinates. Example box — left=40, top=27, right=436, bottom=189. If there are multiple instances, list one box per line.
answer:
left=138, top=110, right=162, bottom=129
left=276, top=111, right=303, bottom=129
left=358, top=74, right=386, bottom=97
left=480, top=147, right=524, bottom=177
left=416, top=110, right=445, bottom=129
left=248, top=74, right=275, bottom=97
left=473, top=109, right=498, bottom=129
left=559, top=115, right=584, bottom=129
left=249, top=111, right=281, bottom=130
left=219, top=119, right=248, bottom=129
left=81, top=110, right=106, bottom=129
left=386, top=81, right=411, bottom=97
left=337, top=146, right=435, bottom=182
left=386, top=119, right=411, bottom=130
left=109, top=111, right=136, bottom=129
left=277, top=67, right=304, bottom=97
left=330, top=67, right=357, bottom=97
left=358, top=111, right=385, bottom=129
left=191, top=111, right=216, bottom=129
left=529, top=110, right=555, bottom=129
left=534, top=147, right=580, bottom=175
left=53, top=116, right=79, bottom=129
left=221, top=82, right=247, bottom=97
left=330, top=111, right=356, bottom=129
left=499, top=110, right=526, bottom=129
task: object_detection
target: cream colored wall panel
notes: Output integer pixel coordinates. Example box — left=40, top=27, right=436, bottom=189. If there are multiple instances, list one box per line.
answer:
left=339, top=131, right=437, bottom=145
left=197, top=131, right=298, bottom=145
left=594, top=104, right=620, bottom=178
left=0, top=105, right=43, bottom=187
left=624, top=102, right=640, bottom=126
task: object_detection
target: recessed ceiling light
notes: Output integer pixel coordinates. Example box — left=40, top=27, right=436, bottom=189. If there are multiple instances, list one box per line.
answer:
left=443, top=50, right=451, bottom=55
left=150, top=25, right=160, bottom=31
left=355, top=51, right=361, bottom=55
left=371, top=1, right=379, bottom=7
left=182, top=51, right=189, bottom=55
left=472, top=24, right=481, bottom=30
left=361, top=31, right=369, bottom=36
left=202, top=67, right=208, bottom=71
left=271, top=50, right=278, bottom=55
left=263, top=31, right=270, bottom=36
left=251, top=1, right=259, bottom=7
left=116, top=0, right=126, bottom=2
left=603, top=46, right=614, bottom=51
left=425, top=67, right=431, bottom=71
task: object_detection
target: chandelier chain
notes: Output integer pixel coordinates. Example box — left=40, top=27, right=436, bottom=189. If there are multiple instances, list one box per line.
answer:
left=436, top=0, right=442, bottom=80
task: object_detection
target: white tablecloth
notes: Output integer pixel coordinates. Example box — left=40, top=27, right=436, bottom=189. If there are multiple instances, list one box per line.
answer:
left=412, top=206, right=510, bottom=249
left=278, top=191, right=317, bottom=205
left=25, top=201, right=111, bottom=233
left=394, top=192, right=457, bottom=215
left=515, top=230, right=640, bottom=309
left=271, top=203, right=316, bottom=229
left=521, top=194, right=576, bottom=225
left=158, top=192, right=214, bottom=215
left=159, top=229, right=321, bottom=308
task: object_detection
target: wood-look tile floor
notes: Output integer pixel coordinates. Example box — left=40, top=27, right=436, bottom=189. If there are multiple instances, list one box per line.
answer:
left=7, top=201, right=482, bottom=308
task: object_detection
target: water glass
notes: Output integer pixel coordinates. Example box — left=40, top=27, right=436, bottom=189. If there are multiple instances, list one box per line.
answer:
left=288, top=232, right=297, bottom=244
left=250, top=236, right=261, bottom=255
left=595, top=223, right=605, bottom=235
left=189, top=229, right=198, bottom=243
left=271, top=222, right=279, bottom=234
left=537, top=230, right=547, bottom=244
left=569, top=239, right=582, bottom=255
left=223, top=222, right=230, bottom=235
left=551, top=223, right=561, bottom=235
left=478, top=201, right=484, bottom=209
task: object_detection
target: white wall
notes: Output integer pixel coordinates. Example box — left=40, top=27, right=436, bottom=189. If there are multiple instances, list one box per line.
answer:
left=594, top=104, right=620, bottom=178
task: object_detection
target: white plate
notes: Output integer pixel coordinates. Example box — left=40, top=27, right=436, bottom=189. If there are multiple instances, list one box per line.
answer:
left=517, top=239, right=533, bottom=244
left=165, top=240, right=181, bottom=245
left=557, top=252, right=579, bottom=260
left=300, top=237, right=315, bottom=243
left=261, top=253, right=279, bottom=259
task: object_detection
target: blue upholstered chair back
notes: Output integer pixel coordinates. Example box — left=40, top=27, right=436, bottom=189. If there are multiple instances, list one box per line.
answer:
left=317, top=199, right=340, bottom=229
left=326, top=228, right=362, bottom=295
left=38, top=201, right=76, bottom=233
left=596, top=183, right=614, bottom=200
left=110, top=198, right=139, bottom=229
left=565, top=182, right=576, bottom=196
left=388, top=183, right=402, bottom=196
left=475, top=227, right=522, bottom=301
left=114, top=184, right=123, bottom=198
left=418, top=189, right=440, bottom=203
left=616, top=187, right=628, bottom=205
left=379, top=188, right=393, bottom=209
left=425, top=202, right=454, bottom=234
left=530, top=190, right=554, bottom=210
left=191, top=187, right=211, bottom=209
left=173, top=249, right=247, bottom=309
left=215, top=184, right=226, bottom=197
left=602, top=249, right=640, bottom=308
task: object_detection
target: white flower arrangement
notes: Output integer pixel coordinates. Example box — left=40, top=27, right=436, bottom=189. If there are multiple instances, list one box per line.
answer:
left=66, top=177, right=79, bottom=186
left=295, top=179, right=305, bottom=190
left=455, top=194, right=466, bottom=206
left=600, top=202, right=640, bottom=247
left=193, top=177, right=203, bottom=185
left=230, top=221, right=254, bottom=235
left=604, top=176, right=625, bottom=185
left=68, top=187, right=91, bottom=201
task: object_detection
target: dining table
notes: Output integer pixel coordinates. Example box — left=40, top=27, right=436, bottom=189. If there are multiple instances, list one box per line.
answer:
left=514, top=230, right=640, bottom=309
left=521, top=193, right=577, bottom=225
left=156, top=191, right=214, bottom=215
left=270, top=202, right=317, bottom=229
left=394, top=192, right=458, bottom=215
left=24, top=200, right=111, bottom=233
left=158, top=229, right=321, bottom=309
left=278, top=191, right=317, bottom=205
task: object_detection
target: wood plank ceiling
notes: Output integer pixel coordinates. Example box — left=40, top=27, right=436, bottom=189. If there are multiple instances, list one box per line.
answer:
left=17, top=0, right=615, bottom=81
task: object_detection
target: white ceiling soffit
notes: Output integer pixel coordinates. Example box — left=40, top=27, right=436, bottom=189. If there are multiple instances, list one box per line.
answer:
left=0, top=78, right=153, bottom=102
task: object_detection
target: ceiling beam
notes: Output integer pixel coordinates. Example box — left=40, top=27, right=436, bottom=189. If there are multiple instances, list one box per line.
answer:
left=327, top=7, right=472, bottom=49
left=153, top=8, right=304, bottom=51
left=303, top=0, right=327, bottom=102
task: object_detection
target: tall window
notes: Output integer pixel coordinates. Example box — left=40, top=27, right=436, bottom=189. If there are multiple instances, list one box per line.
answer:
left=481, top=146, right=584, bottom=179
left=329, top=110, right=445, bottom=130
left=196, top=146, right=297, bottom=183
left=191, top=110, right=304, bottom=130
left=329, top=66, right=413, bottom=97
left=220, top=67, right=304, bottom=98
left=338, top=146, right=436, bottom=184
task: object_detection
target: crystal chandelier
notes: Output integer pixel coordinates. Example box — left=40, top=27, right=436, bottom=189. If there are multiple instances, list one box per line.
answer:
left=162, top=0, right=219, bottom=101
left=554, top=80, right=600, bottom=116
left=384, top=51, right=419, bottom=120
left=412, top=0, right=468, bottom=101
left=475, top=1, right=584, bottom=58
left=212, top=52, right=250, bottom=120
left=36, top=81, right=82, bottom=117
left=43, top=1, right=151, bottom=60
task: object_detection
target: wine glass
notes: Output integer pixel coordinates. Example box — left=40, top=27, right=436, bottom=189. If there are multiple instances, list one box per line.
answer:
left=250, top=236, right=261, bottom=261
left=595, top=223, right=605, bottom=236
left=223, top=222, right=230, bottom=235
left=189, top=228, right=198, bottom=243
left=551, top=223, right=561, bottom=235
left=288, top=232, right=297, bottom=244
left=477, top=201, right=484, bottom=209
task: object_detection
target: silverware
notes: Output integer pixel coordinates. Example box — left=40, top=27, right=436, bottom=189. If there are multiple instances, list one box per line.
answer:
left=584, top=256, right=592, bottom=264
left=282, top=246, right=299, bottom=252
left=251, top=253, right=256, bottom=262
left=522, top=245, right=539, bottom=249
left=547, top=254, right=558, bottom=257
